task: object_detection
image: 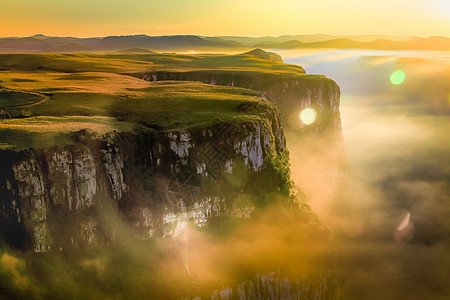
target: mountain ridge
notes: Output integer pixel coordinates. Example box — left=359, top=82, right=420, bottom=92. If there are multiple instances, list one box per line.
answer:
left=0, top=34, right=449, bottom=53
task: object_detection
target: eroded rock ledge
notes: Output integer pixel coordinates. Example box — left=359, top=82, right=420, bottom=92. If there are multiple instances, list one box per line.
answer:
left=140, top=70, right=341, bottom=134
left=0, top=109, right=289, bottom=252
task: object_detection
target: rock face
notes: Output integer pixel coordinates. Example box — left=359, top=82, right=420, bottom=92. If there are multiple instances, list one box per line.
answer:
left=206, top=272, right=339, bottom=300
left=0, top=67, right=342, bottom=298
left=0, top=109, right=288, bottom=251
left=141, top=71, right=341, bottom=134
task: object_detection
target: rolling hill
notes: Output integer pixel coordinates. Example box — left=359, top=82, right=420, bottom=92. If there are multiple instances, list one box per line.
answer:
left=1, top=34, right=449, bottom=53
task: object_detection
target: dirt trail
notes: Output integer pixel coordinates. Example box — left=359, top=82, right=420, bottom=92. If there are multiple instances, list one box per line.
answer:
left=1, top=88, right=50, bottom=109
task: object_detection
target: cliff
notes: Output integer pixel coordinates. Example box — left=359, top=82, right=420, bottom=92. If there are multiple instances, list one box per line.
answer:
left=140, top=70, right=341, bottom=134
left=0, top=92, right=289, bottom=251
left=207, top=272, right=338, bottom=300
left=0, top=51, right=340, bottom=299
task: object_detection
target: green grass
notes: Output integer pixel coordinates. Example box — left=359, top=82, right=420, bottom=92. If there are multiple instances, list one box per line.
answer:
left=0, top=90, right=42, bottom=108
left=0, top=51, right=318, bottom=150
left=0, top=116, right=135, bottom=133
left=0, top=53, right=306, bottom=75
left=0, top=116, right=135, bottom=150
left=0, top=65, right=275, bottom=150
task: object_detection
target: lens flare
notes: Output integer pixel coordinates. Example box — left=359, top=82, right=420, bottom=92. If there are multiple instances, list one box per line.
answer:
left=394, top=212, right=415, bottom=243
left=390, top=70, right=406, bottom=85
left=299, top=108, right=317, bottom=125
left=396, top=212, right=410, bottom=231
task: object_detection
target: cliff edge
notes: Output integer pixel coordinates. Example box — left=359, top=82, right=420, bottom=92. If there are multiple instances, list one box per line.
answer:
left=0, top=51, right=340, bottom=299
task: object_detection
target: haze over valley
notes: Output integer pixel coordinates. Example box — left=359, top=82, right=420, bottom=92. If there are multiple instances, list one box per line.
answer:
left=1, top=0, right=449, bottom=298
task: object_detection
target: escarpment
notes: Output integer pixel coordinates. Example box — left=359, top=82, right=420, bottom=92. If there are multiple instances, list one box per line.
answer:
left=0, top=102, right=289, bottom=251
left=207, top=272, right=339, bottom=300
left=0, top=51, right=341, bottom=299
left=140, top=70, right=341, bottom=134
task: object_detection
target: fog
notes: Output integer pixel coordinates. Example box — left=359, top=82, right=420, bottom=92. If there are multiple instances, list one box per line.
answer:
left=0, top=199, right=334, bottom=299
left=1, top=49, right=449, bottom=299
left=278, top=48, right=450, bottom=299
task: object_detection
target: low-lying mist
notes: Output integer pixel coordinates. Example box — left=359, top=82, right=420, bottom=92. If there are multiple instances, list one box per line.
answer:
left=0, top=199, right=334, bottom=299
left=1, top=48, right=449, bottom=299
left=279, top=49, right=450, bottom=299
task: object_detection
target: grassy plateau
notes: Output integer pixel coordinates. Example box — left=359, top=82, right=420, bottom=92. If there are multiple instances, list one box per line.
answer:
left=0, top=50, right=307, bottom=150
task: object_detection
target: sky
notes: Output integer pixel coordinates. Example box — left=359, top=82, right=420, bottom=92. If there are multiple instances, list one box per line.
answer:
left=0, top=0, right=449, bottom=38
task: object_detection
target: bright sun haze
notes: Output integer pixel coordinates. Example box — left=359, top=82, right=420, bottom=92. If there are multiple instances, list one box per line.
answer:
left=299, top=108, right=317, bottom=125
left=0, top=0, right=449, bottom=37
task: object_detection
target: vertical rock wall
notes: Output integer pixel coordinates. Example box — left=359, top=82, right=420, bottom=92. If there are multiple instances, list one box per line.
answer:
left=141, top=71, right=341, bottom=134
left=0, top=113, right=287, bottom=251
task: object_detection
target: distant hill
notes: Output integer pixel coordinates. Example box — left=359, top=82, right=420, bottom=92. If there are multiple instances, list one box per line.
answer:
left=43, top=42, right=94, bottom=53
left=0, top=35, right=249, bottom=53
left=253, top=40, right=305, bottom=49
left=251, top=36, right=450, bottom=51
left=32, top=34, right=51, bottom=39
left=217, top=34, right=412, bottom=44
left=241, top=48, right=284, bottom=63
left=116, top=48, right=155, bottom=53
left=97, top=35, right=248, bottom=51
left=201, top=37, right=246, bottom=48
left=0, top=34, right=448, bottom=53
left=216, top=35, right=337, bottom=45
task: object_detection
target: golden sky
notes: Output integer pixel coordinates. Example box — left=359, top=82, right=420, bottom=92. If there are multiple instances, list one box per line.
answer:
left=0, top=0, right=449, bottom=37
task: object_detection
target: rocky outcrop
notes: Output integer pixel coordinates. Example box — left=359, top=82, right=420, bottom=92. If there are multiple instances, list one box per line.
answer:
left=140, top=71, right=341, bottom=134
left=206, top=272, right=339, bottom=300
left=0, top=106, right=289, bottom=251
left=0, top=54, right=344, bottom=298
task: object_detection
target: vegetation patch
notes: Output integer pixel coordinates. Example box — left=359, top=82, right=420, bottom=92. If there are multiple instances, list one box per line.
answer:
left=0, top=90, right=42, bottom=108
left=0, top=52, right=306, bottom=75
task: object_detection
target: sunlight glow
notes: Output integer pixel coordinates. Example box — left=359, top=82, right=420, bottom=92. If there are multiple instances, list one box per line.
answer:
left=299, top=108, right=317, bottom=125
left=1, top=0, right=450, bottom=37
left=390, top=70, right=406, bottom=85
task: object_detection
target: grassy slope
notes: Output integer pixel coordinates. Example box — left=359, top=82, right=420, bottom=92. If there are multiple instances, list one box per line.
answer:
left=0, top=52, right=299, bottom=150
left=0, top=53, right=337, bottom=299
left=0, top=53, right=306, bottom=75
